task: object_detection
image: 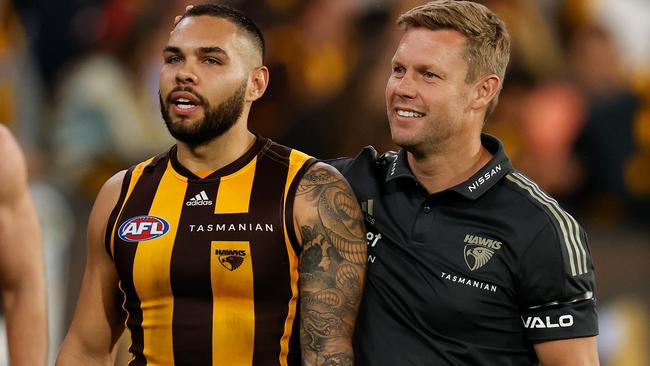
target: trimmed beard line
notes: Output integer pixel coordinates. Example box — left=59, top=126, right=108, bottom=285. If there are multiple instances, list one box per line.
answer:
left=159, top=81, right=247, bottom=148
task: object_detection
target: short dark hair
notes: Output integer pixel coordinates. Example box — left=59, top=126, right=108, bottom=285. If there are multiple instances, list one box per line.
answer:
left=180, top=3, right=265, bottom=62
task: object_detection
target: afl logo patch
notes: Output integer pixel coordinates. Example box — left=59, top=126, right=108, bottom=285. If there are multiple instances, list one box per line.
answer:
left=118, top=216, right=170, bottom=242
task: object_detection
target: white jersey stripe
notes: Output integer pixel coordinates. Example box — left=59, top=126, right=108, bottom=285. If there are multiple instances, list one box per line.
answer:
left=506, top=174, right=578, bottom=276
left=200, top=191, right=209, bottom=200
left=512, top=173, right=588, bottom=274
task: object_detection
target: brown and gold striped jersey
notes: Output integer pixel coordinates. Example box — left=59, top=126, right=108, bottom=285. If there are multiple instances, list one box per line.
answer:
left=105, top=136, right=315, bottom=366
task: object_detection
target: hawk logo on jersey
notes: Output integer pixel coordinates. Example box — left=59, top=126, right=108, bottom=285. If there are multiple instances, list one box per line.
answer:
left=216, top=249, right=247, bottom=271
left=463, top=234, right=502, bottom=271
left=118, top=216, right=170, bottom=242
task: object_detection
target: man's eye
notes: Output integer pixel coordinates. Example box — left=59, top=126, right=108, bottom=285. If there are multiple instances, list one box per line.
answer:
left=392, top=66, right=405, bottom=75
left=204, top=58, right=222, bottom=65
left=423, top=71, right=436, bottom=79
left=166, top=56, right=182, bottom=64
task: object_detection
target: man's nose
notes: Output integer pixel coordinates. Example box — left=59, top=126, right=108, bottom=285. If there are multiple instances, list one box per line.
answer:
left=176, top=63, right=197, bottom=84
left=394, top=74, right=417, bottom=99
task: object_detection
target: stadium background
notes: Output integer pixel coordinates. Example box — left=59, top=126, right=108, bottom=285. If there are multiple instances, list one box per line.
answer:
left=1, top=0, right=648, bottom=364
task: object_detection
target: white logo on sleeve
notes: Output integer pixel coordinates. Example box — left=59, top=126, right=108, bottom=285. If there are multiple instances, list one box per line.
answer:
left=522, top=315, right=574, bottom=328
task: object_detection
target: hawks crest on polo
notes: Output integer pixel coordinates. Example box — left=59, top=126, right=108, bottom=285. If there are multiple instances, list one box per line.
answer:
left=463, top=234, right=502, bottom=271
left=118, top=215, right=170, bottom=242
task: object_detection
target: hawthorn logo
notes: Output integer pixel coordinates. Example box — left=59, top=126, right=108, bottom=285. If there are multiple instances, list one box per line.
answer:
left=216, top=249, right=247, bottom=271
left=463, top=234, right=502, bottom=271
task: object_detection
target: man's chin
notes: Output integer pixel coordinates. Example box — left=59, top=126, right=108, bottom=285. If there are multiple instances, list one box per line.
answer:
left=390, top=132, right=417, bottom=148
left=169, top=112, right=202, bottom=124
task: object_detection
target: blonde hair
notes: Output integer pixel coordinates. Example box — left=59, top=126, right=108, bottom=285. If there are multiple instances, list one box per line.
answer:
left=398, top=0, right=510, bottom=119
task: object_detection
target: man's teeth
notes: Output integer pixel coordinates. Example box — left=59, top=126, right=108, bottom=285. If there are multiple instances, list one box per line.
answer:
left=175, top=98, right=197, bottom=109
left=397, top=110, right=424, bottom=118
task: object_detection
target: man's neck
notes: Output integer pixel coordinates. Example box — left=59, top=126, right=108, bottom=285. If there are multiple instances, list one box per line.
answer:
left=407, top=132, right=492, bottom=194
left=175, top=126, right=256, bottom=174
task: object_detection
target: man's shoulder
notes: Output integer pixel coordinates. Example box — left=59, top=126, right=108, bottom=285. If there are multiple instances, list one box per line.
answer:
left=326, top=146, right=397, bottom=178
left=0, top=125, right=28, bottom=200
left=496, top=170, right=588, bottom=260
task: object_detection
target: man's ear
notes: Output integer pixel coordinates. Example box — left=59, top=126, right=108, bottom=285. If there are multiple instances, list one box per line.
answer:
left=471, top=74, right=500, bottom=110
left=246, top=66, right=269, bottom=102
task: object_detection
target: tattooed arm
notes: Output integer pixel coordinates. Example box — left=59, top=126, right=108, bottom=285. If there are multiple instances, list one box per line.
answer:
left=294, top=162, right=367, bottom=366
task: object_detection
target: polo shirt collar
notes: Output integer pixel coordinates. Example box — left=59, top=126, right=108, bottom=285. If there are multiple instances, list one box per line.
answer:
left=385, top=133, right=513, bottom=199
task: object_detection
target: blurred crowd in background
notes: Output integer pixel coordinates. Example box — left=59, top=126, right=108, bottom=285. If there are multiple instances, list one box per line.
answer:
left=0, top=0, right=648, bottom=364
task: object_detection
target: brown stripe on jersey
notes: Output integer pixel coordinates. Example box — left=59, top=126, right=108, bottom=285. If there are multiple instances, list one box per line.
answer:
left=134, top=162, right=187, bottom=364
left=112, top=155, right=169, bottom=366
left=170, top=179, right=221, bottom=364
left=247, top=143, right=293, bottom=365
left=105, top=166, right=135, bottom=259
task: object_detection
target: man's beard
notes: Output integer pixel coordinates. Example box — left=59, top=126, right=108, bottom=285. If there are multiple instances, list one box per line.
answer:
left=159, top=82, right=247, bottom=148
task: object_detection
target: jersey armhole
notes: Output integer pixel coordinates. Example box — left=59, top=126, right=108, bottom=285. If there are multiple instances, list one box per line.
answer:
left=284, top=158, right=318, bottom=257
left=104, top=166, right=135, bottom=260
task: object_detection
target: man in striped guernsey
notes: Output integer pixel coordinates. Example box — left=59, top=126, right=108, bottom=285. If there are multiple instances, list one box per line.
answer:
left=57, top=4, right=366, bottom=366
left=329, top=1, right=599, bottom=365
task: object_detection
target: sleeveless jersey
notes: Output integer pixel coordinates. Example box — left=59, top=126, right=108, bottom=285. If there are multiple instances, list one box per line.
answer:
left=105, top=136, right=315, bottom=366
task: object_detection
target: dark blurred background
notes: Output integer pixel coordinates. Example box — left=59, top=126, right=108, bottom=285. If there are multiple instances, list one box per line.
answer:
left=0, top=0, right=648, bottom=364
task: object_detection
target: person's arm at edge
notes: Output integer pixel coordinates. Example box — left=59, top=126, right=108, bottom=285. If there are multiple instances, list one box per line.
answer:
left=534, top=336, right=599, bottom=366
left=0, top=126, right=47, bottom=365
left=56, top=170, right=127, bottom=365
left=293, top=162, right=367, bottom=366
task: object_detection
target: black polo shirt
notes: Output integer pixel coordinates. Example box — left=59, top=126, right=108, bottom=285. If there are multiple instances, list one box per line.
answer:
left=328, top=134, right=598, bottom=366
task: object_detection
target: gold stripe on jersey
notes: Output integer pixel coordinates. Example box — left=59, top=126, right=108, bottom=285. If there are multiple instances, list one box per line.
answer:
left=133, top=161, right=187, bottom=365
left=109, top=158, right=154, bottom=258
left=215, top=158, right=257, bottom=214
left=211, top=241, right=255, bottom=366
left=279, top=149, right=313, bottom=365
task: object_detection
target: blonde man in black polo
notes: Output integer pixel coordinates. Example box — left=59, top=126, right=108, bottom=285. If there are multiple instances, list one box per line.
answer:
left=331, top=1, right=599, bottom=365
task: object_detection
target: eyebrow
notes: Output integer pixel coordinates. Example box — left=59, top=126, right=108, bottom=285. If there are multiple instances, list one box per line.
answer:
left=163, top=46, right=230, bottom=59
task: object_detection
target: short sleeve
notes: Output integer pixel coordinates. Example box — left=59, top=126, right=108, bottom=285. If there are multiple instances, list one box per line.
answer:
left=517, top=221, right=598, bottom=341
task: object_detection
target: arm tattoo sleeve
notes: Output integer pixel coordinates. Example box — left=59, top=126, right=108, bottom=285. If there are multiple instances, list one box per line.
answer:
left=297, top=166, right=366, bottom=366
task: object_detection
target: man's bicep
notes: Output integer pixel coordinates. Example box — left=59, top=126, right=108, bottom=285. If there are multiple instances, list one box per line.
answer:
left=293, top=162, right=367, bottom=363
left=534, top=336, right=599, bottom=366
left=0, top=129, right=41, bottom=289
left=0, top=187, right=41, bottom=287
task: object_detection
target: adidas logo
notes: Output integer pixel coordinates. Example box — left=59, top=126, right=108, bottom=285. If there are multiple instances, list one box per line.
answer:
left=186, top=190, right=213, bottom=206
